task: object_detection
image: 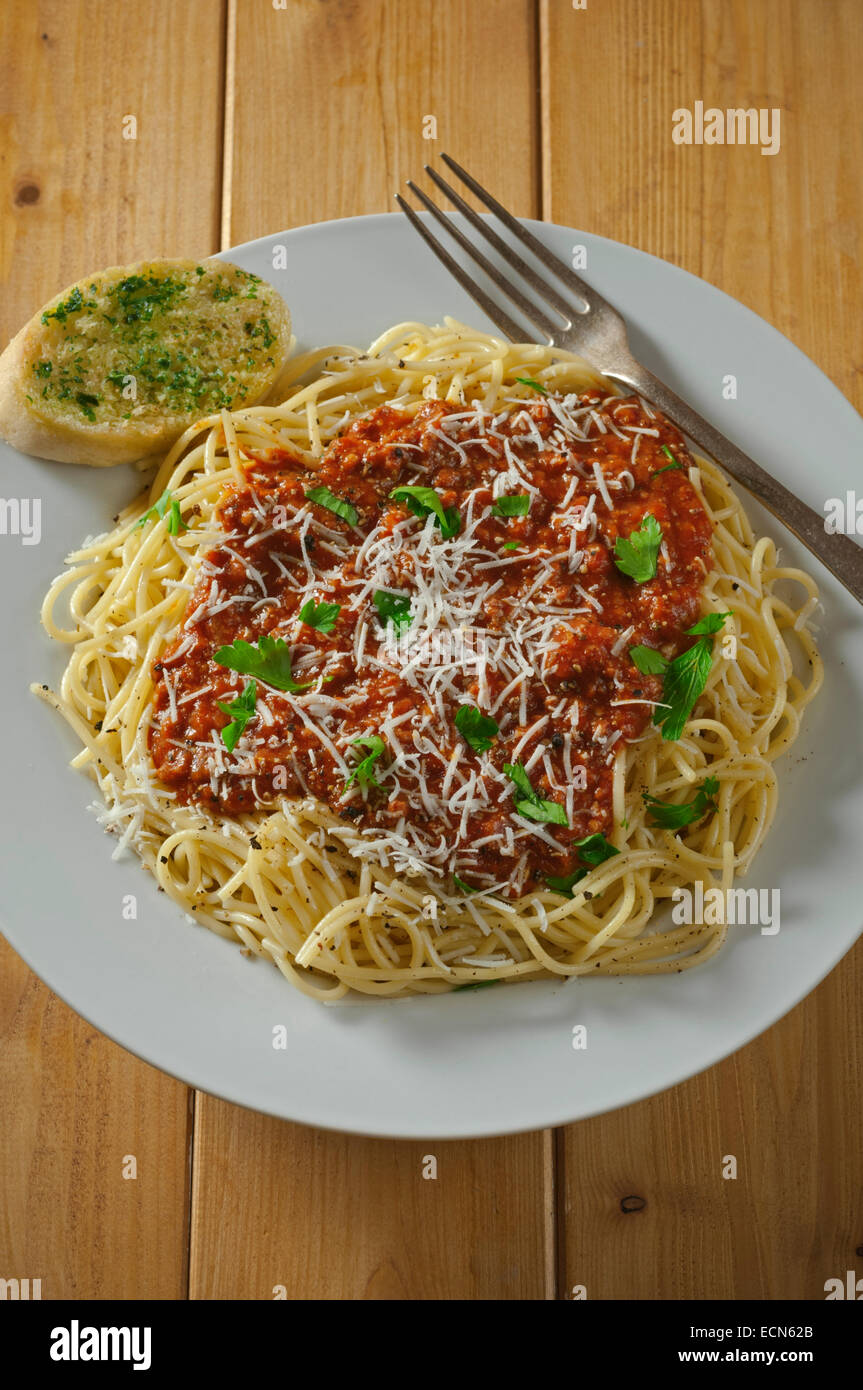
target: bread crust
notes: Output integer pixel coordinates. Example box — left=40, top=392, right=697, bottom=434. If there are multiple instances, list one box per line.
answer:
left=0, top=258, right=292, bottom=467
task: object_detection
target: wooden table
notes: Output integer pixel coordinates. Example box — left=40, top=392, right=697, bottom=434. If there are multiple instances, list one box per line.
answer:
left=1, top=0, right=861, bottom=1301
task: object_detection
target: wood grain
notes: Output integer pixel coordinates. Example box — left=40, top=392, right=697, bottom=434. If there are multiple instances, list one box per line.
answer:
left=222, top=0, right=541, bottom=241
left=542, top=0, right=863, bottom=1298
left=2, top=0, right=861, bottom=1302
left=540, top=0, right=863, bottom=409
left=0, top=0, right=226, bottom=1299
left=189, top=0, right=554, bottom=1302
left=190, top=1107, right=553, bottom=1300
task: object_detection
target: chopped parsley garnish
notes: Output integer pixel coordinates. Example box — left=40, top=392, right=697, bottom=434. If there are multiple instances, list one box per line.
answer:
left=502, top=541, right=521, bottom=551
left=373, top=589, right=412, bottom=633
left=544, top=869, right=586, bottom=897
left=33, top=360, right=53, bottom=378
left=653, top=641, right=713, bottom=741
left=75, top=391, right=100, bottom=421
left=112, top=273, right=186, bottom=323
left=687, top=610, right=733, bottom=635
left=642, top=776, right=720, bottom=830
left=491, top=493, right=531, bottom=518
left=299, top=598, right=340, bottom=633
left=454, top=704, right=499, bottom=753
left=654, top=444, right=682, bottom=474
left=613, top=513, right=663, bottom=582
left=454, top=979, right=501, bottom=991
left=41, top=285, right=85, bottom=324
left=545, top=831, right=619, bottom=896
left=629, top=644, right=668, bottom=675
left=575, top=831, right=621, bottom=866
left=503, top=761, right=568, bottom=826
left=213, top=635, right=319, bottom=692
left=453, top=875, right=478, bottom=894
left=304, top=486, right=359, bottom=526
left=346, top=735, right=385, bottom=790
left=514, top=376, right=547, bottom=394
left=217, top=679, right=257, bottom=752
left=648, top=613, right=732, bottom=741
left=136, top=488, right=187, bottom=536
left=390, top=486, right=460, bottom=539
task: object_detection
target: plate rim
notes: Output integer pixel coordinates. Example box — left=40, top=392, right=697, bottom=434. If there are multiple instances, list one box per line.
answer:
left=2, top=210, right=861, bottom=1138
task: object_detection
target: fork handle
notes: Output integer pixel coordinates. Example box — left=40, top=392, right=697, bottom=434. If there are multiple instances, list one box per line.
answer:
left=601, top=360, right=863, bottom=605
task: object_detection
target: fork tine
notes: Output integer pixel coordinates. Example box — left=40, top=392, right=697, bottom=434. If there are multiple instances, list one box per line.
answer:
left=424, top=164, right=577, bottom=325
left=440, top=152, right=612, bottom=312
left=405, top=180, right=561, bottom=343
left=394, top=194, right=525, bottom=342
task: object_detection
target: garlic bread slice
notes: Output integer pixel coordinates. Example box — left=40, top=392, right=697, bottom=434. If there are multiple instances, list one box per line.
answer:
left=0, top=257, right=292, bottom=466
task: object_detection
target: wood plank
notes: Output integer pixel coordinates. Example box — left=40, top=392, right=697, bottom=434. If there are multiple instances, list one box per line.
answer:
left=191, top=0, right=553, bottom=1301
left=542, top=0, right=863, bottom=1298
left=191, top=1107, right=553, bottom=1300
left=560, top=960, right=863, bottom=1299
left=223, top=0, right=540, bottom=239
left=540, top=0, right=863, bottom=408
left=0, top=0, right=226, bottom=1299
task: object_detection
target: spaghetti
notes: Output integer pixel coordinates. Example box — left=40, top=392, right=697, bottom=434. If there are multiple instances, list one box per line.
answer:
left=35, top=320, right=823, bottom=999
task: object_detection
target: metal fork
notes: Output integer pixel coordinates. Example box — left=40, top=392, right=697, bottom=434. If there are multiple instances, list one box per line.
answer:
left=396, top=153, right=863, bottom=604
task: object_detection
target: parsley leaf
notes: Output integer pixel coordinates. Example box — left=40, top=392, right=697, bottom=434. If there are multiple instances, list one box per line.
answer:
left=503, top=761, right=568, bottom=826
left=491, top=494, right=531, bottom=518
left=373, top=589, right=412, bottom=633
left=545, top=831, right=619, bottom=896
left=299, top=598, right=340, bottom=633
left=613, top=514, right=663, bottom=582
left=502, top=541, right=521, bottom=551
left=453, top=875, right=478, bottom=894
left=544, top=869, right=588, bottom=897
left=654, top=444, right=682, bottom=475
left=653, top=640, right=713, bottom=740
left=687, top=611, right=732, bottom=636
left=514, top=375, right=547, bottom=394
left=454, top=704, right=499, bottom=752
left=216, top=679, right=257, bottom=752
left=346, top=735, right=385, bottom=789
left=575, top=832, right=621, bottom=866
left=136, top=488, right=187, bottom=536
left=652, top=614, right=731, bottom=740
left=629, top=644, right=669, bottom=675
left=390, top=485, right=461, bottom=539
left=304, top=485, right=359, bottom=526
left=454, top=979, right=500, bottom=991
left=642, top=776, right=720, bottom=830
left=42, top=285, right=84, bottom=324
left=213, top=635, right=318, bottom=692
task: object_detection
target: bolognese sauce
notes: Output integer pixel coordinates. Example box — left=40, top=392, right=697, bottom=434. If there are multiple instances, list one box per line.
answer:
left=149, top=391, right=712, bottom=894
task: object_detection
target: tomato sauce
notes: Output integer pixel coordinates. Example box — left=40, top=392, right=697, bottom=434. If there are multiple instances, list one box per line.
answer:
left=149, top=392, right=713, bottom=894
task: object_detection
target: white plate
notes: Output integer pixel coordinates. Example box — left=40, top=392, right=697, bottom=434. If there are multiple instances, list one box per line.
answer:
left=2, top=214, right=861, bottom=1138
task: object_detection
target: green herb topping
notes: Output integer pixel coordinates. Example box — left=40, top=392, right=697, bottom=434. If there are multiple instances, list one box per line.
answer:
left=217, top=679, right=257, bottom=752
left=503, top=761, right=568, bottom=826
left=298, top=598, right=341, bottom=633
left=613, top=514, right=663, bottom=583
left=642, top=776, right=720, bottom=830
left=304, top=486, right=359, bottom=526
left=390, top=486, right=460, bottom=539
left=213, top=635, right=320, bottom=692
left=454, top=704, right=499, bottom=753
